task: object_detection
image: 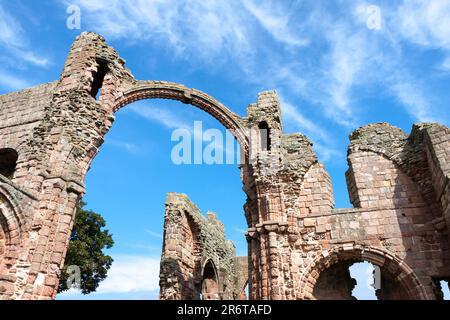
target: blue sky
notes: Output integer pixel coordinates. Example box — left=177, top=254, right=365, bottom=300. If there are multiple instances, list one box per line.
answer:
left=0, top=0, right=449, bottom=300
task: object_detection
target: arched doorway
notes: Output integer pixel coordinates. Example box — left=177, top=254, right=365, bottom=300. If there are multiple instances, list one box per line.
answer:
left=300, top=245, right=430, bottom=300
left=201, top=260, right=220, bottom=300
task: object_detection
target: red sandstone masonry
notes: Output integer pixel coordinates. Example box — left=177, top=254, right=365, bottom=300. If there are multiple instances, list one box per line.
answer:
left=0, top=33, right=448, bottom=299
left=159, top=193, right=245, bottom=300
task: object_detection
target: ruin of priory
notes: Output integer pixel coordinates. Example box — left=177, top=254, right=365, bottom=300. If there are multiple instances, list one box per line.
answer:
left=159, top=193, right=248, bottom=300
left=0, top=32, right=449, bottom=300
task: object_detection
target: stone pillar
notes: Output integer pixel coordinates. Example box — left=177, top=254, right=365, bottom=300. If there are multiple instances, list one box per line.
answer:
left=20, top=179, right=83, bottom=299
left=243, top=90, right=289, bottom=300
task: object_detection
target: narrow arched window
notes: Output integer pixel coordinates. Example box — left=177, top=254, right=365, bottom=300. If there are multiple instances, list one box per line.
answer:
left=258, top=121, right=271, bottom=151
left=90, top=59, right=109, bottom=100
left=0, top=148, right=18, bottom=179
left=202, top=260, right=219, bottom=300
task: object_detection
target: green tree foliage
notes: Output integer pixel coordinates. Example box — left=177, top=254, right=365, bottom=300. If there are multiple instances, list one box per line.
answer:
left=58, top=201, right=114, bottom=294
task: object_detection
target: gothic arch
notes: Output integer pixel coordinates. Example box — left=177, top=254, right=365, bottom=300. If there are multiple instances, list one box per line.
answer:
left=299, top=245, right=430, bottom=300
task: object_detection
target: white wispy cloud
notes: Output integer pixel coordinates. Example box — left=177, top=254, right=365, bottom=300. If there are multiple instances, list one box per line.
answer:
left=442, top=57, right=450, bottom=71
left=16, top=50, right=49, bottom=67
left=395, top=0, right=450, bottom=50
left=58, top=255, right=161, bottom=296
left=70, top=0, right=253, bottom=63
left=313, top=143, right=343, bottom=163
left=280, top=96, right=342, bottom=162
left=128, top=102, right=239, bottom=162
left=242, top=0, right=308, bottom=47
left=234, top=227, right=247, bottom=235
left=280, top=98, right=329, bottom=140
left=70, top=0, right=449, bottom=137
left=390, top=79, right=433, bottom=123
left=0, top=5, right=22, bottom=47
left=323, top=26, right=367, bottom=127
left=0, top=69, right=32, bottom=90
left=316, top=0, right=446, bottom=125
left=95, top=255, right=161, bottom=294
left=106, top=138, right=140, bottom=153
left=128, top=103, right=191, bottom=130
left=0, top=4, right=49, bottom=68
left=145, top=229, right=163, bottom=239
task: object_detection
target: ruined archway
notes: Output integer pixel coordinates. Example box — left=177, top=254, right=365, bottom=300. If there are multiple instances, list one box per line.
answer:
left=113, top=83, right=248, bottom=151
left=66, top=37, right=257, bottom=301
left=159, top=200, right=198, bottom=300
left=299, top=245, right=430, bottom=300
left=159, top=193, right=245, bottom=300
left=0, top=32, right=448, bottom=300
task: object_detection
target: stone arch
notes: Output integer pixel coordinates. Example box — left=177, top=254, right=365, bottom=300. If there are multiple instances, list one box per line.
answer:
left=113, top=82, right=248, bottom=151
left=299, top=245, right=430, bottom=300
left=76, top=81, right=251, bottom=189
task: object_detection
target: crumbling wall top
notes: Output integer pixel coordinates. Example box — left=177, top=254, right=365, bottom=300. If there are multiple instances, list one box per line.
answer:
left=161, top=193, right=244, bottom=300
left=348, top=122, right=407, bottom=156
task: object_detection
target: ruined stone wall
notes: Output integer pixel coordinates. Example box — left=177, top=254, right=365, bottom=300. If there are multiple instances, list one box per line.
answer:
left=0, top=32, right=448, bottom=300
left=234, top=256, right=249, bottom=299
left=0, top=82, right=57, bottom=190
left=243, top=116, right=449, bottom=299
left=159, top=193, right=247, bottom=300
left=291, top=123, right=450, bottom=300
left=418, top=124, right=450, bottom=237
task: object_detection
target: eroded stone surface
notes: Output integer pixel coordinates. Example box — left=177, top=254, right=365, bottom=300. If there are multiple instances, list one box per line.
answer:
left=0, top=32, right=449, bottom=300
left=159, top=193, right=246, bottom=300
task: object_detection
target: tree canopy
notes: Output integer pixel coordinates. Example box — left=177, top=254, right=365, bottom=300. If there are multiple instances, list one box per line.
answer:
left=58, top=201, right=114, bottom=294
